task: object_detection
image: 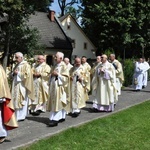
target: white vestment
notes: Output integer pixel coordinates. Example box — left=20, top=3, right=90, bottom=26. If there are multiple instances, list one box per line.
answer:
left=133, top=62, right=145, bottom=90
left=49, top=62, right=68, bottom=121
left=11, top=61, right=30, bottom=121
left=142, top=61, right=150, bottom=87
left=92, top=61, right=118, bottom=112
left=0, top=105, right=7, bottom=137
left=67, top=63, right=73, bottom=70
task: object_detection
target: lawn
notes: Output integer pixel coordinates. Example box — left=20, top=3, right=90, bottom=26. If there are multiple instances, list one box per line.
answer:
left=20, top=101, right=150, bottom=150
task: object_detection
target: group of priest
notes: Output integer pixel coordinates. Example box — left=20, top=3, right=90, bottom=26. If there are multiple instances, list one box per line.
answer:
left=1, top=51, right=149, bottom=143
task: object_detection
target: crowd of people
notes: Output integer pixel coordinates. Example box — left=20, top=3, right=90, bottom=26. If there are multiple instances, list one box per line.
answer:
left=0, top=51, right=149, bottom=143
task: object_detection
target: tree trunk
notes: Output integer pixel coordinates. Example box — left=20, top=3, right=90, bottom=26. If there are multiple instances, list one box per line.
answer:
left=2, top=32, right=10, bottom=71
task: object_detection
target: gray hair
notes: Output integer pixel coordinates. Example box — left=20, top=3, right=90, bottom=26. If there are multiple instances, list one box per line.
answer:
left=15, top=52, right=24, bottom=59
left=110, top=54, right=115, bottom=57
left=56, top=52, right=64, bottom=59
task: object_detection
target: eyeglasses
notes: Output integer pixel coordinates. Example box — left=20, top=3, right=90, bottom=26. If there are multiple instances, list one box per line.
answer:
left=15, top=57, right=19, bottom=59
left=101, top=57, right=104, bottom=59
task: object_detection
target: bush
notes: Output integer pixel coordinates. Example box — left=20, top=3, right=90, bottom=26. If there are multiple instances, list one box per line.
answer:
left=123, top=59, right=135, bottom=86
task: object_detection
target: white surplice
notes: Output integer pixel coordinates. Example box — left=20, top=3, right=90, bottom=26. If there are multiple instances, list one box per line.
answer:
left=133, top=62, right=145, bottom=90
left=0, top=106, right=7, bottom=137
left=142, top=61, right=150, bottom=87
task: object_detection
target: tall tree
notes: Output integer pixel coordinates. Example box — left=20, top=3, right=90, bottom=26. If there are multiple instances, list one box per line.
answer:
left=81, top=0, right=150, bottom=58
left=58, top=0, right=81, bottom=16
left=65, top=4, right=83, bottom=20
left=0, top=0, right=53, bottom=70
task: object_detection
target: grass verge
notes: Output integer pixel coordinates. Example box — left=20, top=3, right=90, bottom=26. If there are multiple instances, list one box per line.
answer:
left=20, top=101, right=150, bottom=150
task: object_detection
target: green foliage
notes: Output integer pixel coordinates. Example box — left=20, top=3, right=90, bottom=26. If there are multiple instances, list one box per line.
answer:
left=81, top=0, right=150, bottom=58
left=58, top=0, right=81, bottom=16
left=0, top=0, right=53, bottom=69
left=65, top=5, right=83, bottom=20
left=123, top=58, right=135, bottom=86
left=103, top=48, right=114, bottom=57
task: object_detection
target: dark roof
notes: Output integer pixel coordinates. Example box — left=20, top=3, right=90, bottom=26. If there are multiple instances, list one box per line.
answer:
left=28, top=11, right=72, bottom=50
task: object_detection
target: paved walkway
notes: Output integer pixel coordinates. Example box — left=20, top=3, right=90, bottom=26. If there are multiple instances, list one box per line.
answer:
left=1, top=83, right=150, bottom=150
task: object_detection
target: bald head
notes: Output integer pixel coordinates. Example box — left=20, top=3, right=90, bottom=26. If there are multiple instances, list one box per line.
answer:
left=64, top=57, right=70, bottom=65
left=75, top=57, right=81, bottom=67
left=101, top=54, right=107, bottom=63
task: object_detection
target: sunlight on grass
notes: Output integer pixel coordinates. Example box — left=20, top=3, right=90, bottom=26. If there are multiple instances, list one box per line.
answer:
left=20, top=101, right=150, bottom=150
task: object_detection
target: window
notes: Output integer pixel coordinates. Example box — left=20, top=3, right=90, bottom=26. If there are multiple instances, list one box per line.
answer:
left=84, top=42, right=87, bottom=50
left=67, top=24, right=71, bottom=30
left=72, top=39, right=76, bottom=48
left=67, top=17, right=71, bottom=30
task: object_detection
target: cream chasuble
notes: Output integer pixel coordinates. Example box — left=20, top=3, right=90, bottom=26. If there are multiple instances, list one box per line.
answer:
left=111, top=59, right=124, bottom=95
left=32, top=62, right=51, bottom=112
left=70, top=65, right=89, bottom=110
left=11, top=61, right=35, bottom=120
left=47, top=61, right=69, bottom=112
left=92, top=61, right=118, bottom=107
left=82, top=62, right=91, bottom=92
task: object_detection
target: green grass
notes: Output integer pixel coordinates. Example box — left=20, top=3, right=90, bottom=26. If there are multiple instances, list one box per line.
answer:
left=20, top=101, right=150, bottom=150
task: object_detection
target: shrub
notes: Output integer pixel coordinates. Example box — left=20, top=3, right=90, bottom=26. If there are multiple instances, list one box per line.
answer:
left=123, top=59, right=135, bottom=86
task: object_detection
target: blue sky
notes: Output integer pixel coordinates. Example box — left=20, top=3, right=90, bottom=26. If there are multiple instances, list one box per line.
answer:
left=50, top=0, right=60, bottom=15
left=50, top=0, right=79, bottom=16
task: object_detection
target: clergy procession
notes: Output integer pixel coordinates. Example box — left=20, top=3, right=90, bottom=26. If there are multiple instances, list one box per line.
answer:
left=0, top=51, right=150, bottom=144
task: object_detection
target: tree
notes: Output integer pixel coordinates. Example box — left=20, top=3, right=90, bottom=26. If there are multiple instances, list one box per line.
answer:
left=58, top=0, right=81, bottom=16
left=30, top=0, right=54, bottom=12
left=65, top=6, right=83, bottom=21
left=0, top=0, right=53, bottom=70
left=81, top=0, right=150, bottom=58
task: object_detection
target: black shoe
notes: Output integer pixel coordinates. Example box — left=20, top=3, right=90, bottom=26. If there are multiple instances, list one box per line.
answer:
left=136, top=89, right=141, bottom=92
left=71, top=112, right=80, bottom=118
left=59, top=119, right=65, bottom=123
left=47, top=120, right=58, bottom=127
left=0, top=137, right=6, bottom=144
left=18, top=119, right=25, bottom=122
left=89, top=108, right=99, bottom=113
left=32, top=110, right=41, bottom=116
left=29, top=110, right=33, bottom=114
left=67, top=112, right=72, bottom=116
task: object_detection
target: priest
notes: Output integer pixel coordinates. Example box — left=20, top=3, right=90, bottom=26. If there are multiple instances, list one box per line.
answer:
left=0, top=65, right=18, bottom=143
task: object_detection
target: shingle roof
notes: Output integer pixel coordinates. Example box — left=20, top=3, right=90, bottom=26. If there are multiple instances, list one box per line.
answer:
left=28, top=11, right=72, bottom=50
